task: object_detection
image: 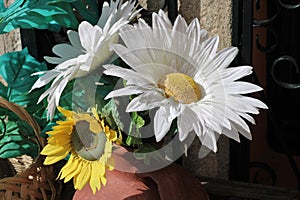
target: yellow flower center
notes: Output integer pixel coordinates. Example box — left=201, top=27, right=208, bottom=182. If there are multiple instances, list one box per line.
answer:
left=158, top=73, right=201, bottom=104
left=72, top=120, right=107, bottom=161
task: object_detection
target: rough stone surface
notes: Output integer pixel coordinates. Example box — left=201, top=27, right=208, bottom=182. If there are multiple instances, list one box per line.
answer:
left=179, top=0, right=201, bottom=23
left=0, top=30, right=22, bottom=55
left=178, top=0, right=232, bottom=179
left=0, top=0, right=22, bottom=55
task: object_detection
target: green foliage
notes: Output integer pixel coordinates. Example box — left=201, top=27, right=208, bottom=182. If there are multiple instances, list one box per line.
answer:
left=71, top=0, right=100, bottom=24
left=0, top=0, right=79, bottom=33
left=101, top=99, right=124, bottom=131
left=58, top=73, right=116, bottom=117
left=0, top=48, right=47, bottom=116
left=0, top=119, right=38, bottom=158
left=133, top=144, right=165, bottom=165
left=126, top=111, right=145, bottom=147
left=0, top=48, right=47, bottom=158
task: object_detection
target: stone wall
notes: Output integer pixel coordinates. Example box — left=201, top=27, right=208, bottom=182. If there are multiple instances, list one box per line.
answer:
left=0, top=30, right=21, bottom=55
left=179, top=0, right=232, bottom=179
left=0, top=0, right=22, bottom=55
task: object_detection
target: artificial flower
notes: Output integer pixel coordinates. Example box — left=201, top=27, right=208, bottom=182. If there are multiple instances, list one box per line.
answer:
left=41, top=107, right=118, bottom=194
left=104, top=10, right=268, bottom=155
left=30, top=0, right=140, bottom=120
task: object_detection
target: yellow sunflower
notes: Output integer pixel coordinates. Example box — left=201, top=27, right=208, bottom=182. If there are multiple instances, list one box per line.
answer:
left=41, top=106, right=119, bottom=194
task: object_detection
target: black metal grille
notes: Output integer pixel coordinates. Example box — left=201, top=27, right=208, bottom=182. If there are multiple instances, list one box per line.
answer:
left=231, top=0, right=300, bottom=191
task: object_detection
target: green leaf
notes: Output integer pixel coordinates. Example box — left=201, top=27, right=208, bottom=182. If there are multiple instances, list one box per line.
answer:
left=71, top=0, right=100, bottom=24
left=0, top=120, right=38, bottom=158
left=133, top=144, right=165, bottom=165
left=0, top=48, right=47, bottom=116
left=126, top=112, right=145, bottom=147
left=0, top=0, right=79, bottom=33
left=57, top=72, right=118, bottom=117
left=101, top=99, right=124, bottom=130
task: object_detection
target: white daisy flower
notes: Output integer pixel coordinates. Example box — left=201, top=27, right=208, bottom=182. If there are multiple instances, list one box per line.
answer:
left=30, top=0, right=140, bottom=120
left=104, top=10, right=268, bottom=155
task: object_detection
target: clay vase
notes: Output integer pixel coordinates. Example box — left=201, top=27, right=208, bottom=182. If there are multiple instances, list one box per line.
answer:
left=72, top=147, right=209, bottom=200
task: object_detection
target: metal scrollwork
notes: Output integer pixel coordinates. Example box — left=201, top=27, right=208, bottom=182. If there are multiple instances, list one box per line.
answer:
left=271, top=55, right=300, bottom=89
left=278, top=0, right=300, bottom=9
left=255, top=28, right=278, bottom=53
left=253, top=0, right=281, bottom=27
left=251, top=0, right=300, bottom=190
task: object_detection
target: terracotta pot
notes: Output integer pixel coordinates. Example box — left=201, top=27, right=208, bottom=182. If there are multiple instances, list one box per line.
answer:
left=72, top=147, right=209, bottom=200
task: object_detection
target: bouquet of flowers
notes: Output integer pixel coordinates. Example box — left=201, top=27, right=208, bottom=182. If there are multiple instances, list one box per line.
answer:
left=0, top=0, right=267, bottom=198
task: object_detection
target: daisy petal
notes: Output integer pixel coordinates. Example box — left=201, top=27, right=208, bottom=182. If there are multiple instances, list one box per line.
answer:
left=154, top=106, right=177, bottom=142
left=226, top=82, right=263, bottom=94
left=105, top=86, right=145, bottom=100
left=126, top=90, right=166, bottom=112
left=177, top=107, right=196, bottom=141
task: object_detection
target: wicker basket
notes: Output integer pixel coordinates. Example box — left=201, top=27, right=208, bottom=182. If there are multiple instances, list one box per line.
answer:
left=0, top=98, right=62, bottom=200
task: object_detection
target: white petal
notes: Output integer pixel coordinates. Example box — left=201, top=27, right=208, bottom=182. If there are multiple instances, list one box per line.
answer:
left=222, top=126, right=240, bottom=142
left=78, top=21, right=94, bottom=50
left=67, top=30, right=83, bottom=50
left=154, top=106, right=177, bottom=142
left=172, top=15, right=188, bottom=36
left=201, top=36, right=219, bottom=57
left=238, top=112, right=256, bottom=125
left=52, top=44, right=82, bottom=60
left=214, top=47, right=239, bottom=70
left=44, top=56, right=64, bottom=64
left=239, top=95, right=268, bottom=109
left=108, top=18, right=129, bottom=35
left=110, top=44, right=144, bottom=69
left=226, top=82, right=263, bottom=94
left=221, top=66, right=253, bottom=81
left=38, top=85, right=54, bottom=104
left=56, top=58, right=78, bottom=70
left=157, top=10, right=172, bottom=29
left=177, top=107, right=197, bottom=141
left=53, top=77, right=69, bottom=106
left=232, top=122, right=252, bottom=140
left=192, top=104, right=224, bottom=134
left=226, top=96, right=260, bottom=114
left=119, top=24, right=146, bottom=50
left=186, top=19, right=201, bottom=56
left=105, top=86, right=145, bottom=100
left=97, top=1, right=110, bottom=28
left=30, top=70, right=60, bottom=91
left=198, top=129, right=218, bottom=153
left=198, top=145, right=213, bottom=159
left=126, top=90, right=167, bottom=112
left=103, top=64, right=153, bottom=85
left=226, top=108, right=251, bottom=136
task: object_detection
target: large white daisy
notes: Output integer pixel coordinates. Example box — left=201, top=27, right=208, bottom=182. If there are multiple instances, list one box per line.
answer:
left=30, top=0, right=140, bottom=120
left=104, top=10, right=268, bottom=155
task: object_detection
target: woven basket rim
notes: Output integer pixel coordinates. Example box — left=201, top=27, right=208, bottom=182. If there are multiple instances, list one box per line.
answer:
left=0, top=98, right=62, bottom=200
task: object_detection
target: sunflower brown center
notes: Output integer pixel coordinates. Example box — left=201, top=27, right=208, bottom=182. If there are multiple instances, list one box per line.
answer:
left=71, top=120, right=107, bottom=161
left=158, top=73, right=201, bottom=104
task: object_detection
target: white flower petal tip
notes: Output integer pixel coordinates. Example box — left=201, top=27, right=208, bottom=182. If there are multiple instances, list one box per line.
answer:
left=105, top=9, right=267, bottom=157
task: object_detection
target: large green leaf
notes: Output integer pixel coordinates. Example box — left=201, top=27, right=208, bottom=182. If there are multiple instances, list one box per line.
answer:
left=0, top=48, right=47, bottom=115
left=0, top=120, right=38, bottom=158
left=0, top=0, right=79, bottom=33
